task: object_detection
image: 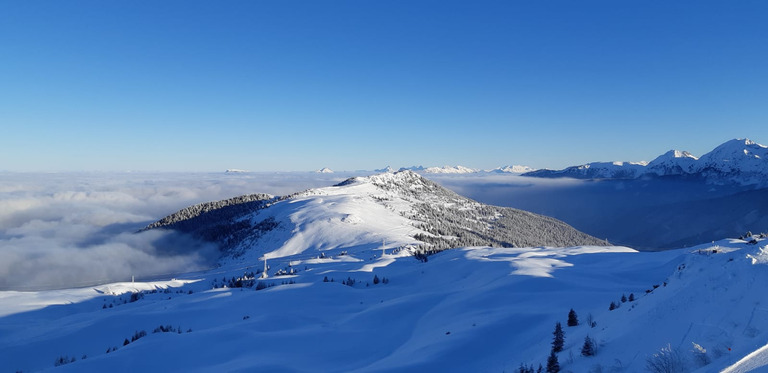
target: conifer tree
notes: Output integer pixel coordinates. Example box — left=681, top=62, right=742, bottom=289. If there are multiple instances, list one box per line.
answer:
left=546, top=351, right=560, bottom=373
left=581, top=335, right=596, bottom=356
left=552, top=322, right=565, bottom=353
left=567, top=308, right=579, bottom=326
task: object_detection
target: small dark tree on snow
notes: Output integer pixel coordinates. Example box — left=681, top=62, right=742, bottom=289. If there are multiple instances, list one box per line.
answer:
left=629, top=293, right=635, bottom=302
left=123, top=338, right=130, bottom=346
left=581, top=335, right=596, bottom=356
left=621, top=294, right=627, bottom=303
left=373, top=275, right=380, bottom=284
left=546, top=351, right=560, bottom=373
left=537, top=363, right=543, bottom=373
left=609, top=301, right=617, bottom=311
left=567, top=308, right=579, bottom=326
left=552, top=322, right=565, bottom=353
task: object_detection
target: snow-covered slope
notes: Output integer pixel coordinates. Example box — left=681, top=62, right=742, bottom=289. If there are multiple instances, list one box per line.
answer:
left=4, top=234, right=768, bottom=372
left=524, top=138, right=768, bottom=187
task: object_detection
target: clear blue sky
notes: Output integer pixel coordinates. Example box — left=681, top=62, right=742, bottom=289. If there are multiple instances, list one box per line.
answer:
left=1, top=1, right=766, bottom=172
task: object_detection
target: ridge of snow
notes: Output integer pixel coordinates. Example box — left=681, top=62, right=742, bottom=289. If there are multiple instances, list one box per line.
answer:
left=316, top=167, right=334, bottom=173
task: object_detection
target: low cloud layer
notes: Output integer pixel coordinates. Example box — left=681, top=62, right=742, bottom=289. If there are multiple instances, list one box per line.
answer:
left=0, top=172, right=351, bottom=290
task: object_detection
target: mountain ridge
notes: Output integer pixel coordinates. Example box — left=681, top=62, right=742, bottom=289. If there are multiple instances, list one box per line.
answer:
left=524, top=138, right=768, bottom=187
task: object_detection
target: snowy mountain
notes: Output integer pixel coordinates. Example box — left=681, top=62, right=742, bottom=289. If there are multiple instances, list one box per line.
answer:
left=422, top=165, right=478, bottom=174
left=490, top=165, right=537, bottom=174
left=645, top=150, right=698, bottom=176
left=316, top=167, right=334, bottom=173
left=398, top=165, right=426, bottom=172
left=693, top=138, right=768, bottom=185
left=524, top=138, right=768, bottom=187
left=143, top=170, right=605, bottom=262
left=374, top=166, right=395, bottom=173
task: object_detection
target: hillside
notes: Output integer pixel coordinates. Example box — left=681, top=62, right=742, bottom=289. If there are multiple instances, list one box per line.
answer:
left=143, top=170, right=606, bottom=262
left=2, top=234, right=768, bottom=372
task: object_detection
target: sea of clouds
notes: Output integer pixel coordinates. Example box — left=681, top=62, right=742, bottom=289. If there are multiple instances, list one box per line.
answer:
left=0, top=172, right=353, bottom=290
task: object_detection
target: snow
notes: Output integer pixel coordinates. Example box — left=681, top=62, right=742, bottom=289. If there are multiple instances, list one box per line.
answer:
left=5, top=235, right=768, bottom=372
left=316, top=167, right=334, bottom=173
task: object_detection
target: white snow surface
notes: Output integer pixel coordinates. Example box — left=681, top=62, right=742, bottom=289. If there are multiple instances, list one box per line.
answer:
left=5, top=235, right=768, bottom=372
left=316, top=167, right=334, bottom=173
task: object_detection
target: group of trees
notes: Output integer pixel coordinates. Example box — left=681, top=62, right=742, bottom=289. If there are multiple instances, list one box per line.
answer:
left=407, top=198, right=606, bottom=254
left=609, top=293, right=635, bottom=310
left=522, top=309, right=597, bottom=373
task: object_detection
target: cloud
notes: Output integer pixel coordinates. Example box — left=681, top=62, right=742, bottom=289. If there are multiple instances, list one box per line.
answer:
left=0, top=172, right=351, bottom=290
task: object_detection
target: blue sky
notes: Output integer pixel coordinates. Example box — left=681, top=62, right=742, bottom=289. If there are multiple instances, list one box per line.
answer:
left=1, top=1, right=766, bottom=172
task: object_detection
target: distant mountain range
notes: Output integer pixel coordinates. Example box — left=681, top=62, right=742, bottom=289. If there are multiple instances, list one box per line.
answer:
left=524, top=138, right=768, bottom=187
left=394, top=165, right=536, bottom=174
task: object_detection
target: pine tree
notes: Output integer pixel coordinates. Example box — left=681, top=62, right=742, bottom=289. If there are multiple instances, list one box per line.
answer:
left=621, top=294, right=627, bottom=303
left=567, top=308, right=579, bottom=326
left=609, top=301, right=617, bottom=310
left=581, top=335, right=596, bottom=356
left=546, top=351, right=560, bottom=373
left=552, top=322, right=565, bottom=353
left=373, top=274, right=380, bottom=284
left=628, top=293, right=635, bottom=302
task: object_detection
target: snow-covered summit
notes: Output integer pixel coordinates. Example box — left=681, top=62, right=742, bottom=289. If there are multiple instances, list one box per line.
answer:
left=316, top=167, right=334, bottom=173
left=645, top=149, right=699, bottom=176
left=692, top=138, right=768, bottom=184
